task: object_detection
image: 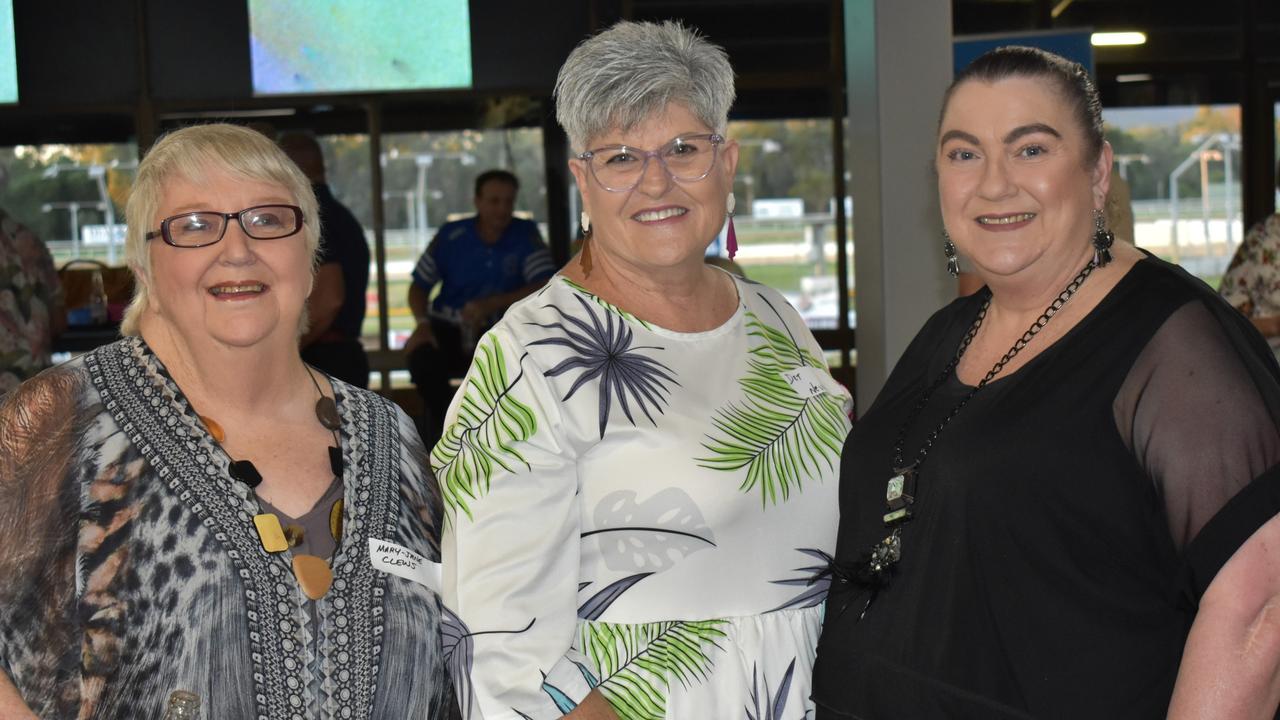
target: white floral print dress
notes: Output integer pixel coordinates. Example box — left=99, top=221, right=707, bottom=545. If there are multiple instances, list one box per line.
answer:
left=1221, top=212, right=1280, bottom=356
left=434, top=273, right=852, bottom=720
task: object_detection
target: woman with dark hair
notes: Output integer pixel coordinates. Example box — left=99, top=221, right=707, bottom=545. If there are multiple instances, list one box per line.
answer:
left=813, top=47, right=1280, bottom=719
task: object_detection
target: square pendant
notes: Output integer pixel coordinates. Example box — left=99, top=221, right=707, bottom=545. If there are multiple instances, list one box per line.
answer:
left=253, top=513, right=289, bottom=553
left=886, top=466, right=917, bottom=510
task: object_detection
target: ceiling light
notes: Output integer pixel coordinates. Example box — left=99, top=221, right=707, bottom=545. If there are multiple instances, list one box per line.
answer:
left=1092, top=32, right=1147, bottom=47
left=159, top=108, right=298, bottom=120
left=1116, top=73, right=1153, bottom=83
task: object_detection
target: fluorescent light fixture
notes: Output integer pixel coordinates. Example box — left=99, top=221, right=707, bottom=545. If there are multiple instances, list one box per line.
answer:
left=1092, top=32, right=1146, bottom=47
left=159, top=108, right=298, bottom=121
left=1116, top=73, right=1154, bottom=83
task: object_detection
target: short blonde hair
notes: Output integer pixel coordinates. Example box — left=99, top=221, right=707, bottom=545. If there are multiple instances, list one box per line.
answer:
left=121, top=123, right=320, bottom=336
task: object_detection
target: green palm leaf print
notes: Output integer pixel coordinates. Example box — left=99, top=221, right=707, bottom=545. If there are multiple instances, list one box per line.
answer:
left=697, top=302, right=848, bottom=507
left=431, top=336, right=537, bottom=520
left=579, top=619, right=728, bottom=720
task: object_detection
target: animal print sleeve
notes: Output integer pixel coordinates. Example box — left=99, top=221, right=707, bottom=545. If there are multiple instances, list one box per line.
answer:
left=0, top=367, right=84, bottom=705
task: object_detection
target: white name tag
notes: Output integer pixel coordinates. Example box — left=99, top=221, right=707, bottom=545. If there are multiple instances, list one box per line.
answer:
left=781, top=366, right=841, bottom=398
left=368, top=538, right=442, bottom=594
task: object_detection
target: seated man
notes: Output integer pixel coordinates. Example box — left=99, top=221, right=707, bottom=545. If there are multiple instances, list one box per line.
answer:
left=279, top=132, right=372, bottom=388
left=405, top=169, right=554, bottom=446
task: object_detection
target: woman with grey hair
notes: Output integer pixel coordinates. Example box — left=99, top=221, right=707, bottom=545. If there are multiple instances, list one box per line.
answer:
left=436, top=21, right=850, bottom=719
left=0, top=124, right=451, bottom=719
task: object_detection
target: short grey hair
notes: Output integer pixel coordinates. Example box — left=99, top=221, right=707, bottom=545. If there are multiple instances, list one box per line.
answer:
left=554, top=20, right=736, bottom=151
left=121, top=123, right=320, bottom=336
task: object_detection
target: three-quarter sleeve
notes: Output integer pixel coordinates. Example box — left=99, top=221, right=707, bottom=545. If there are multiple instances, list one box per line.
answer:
left=434, top=328, right=592, bottom=719
left=0, top=368, right=83, bottom=705
left=1113, top=299, right=1280, bottom=595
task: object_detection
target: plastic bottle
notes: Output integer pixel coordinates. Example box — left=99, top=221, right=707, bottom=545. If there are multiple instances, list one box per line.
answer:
left=88, top=269, right=108, bottom=325
left=161, top=690, right=200, bottom=719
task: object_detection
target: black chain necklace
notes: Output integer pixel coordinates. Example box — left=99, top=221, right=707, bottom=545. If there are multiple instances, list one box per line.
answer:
left=847, top=259, right=1098, bottom=619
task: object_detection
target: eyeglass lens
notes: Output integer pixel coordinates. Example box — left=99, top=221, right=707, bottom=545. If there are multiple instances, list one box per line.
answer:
left=588, top=135, right=719, bottom=191
left=165, top=205, right=300, bottom=247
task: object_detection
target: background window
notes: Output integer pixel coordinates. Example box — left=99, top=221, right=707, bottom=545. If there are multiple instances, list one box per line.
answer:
left=377, top=127, right=546, bottom=351
left=0, top=142, right=136, bottom=266
left=1104, top=104, right=1243, bottom=286
left=725, top=118, right=849, bottom=330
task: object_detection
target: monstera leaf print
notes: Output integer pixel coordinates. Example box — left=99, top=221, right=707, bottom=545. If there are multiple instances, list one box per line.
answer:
left=579, top=619, right=728, bottom=720
left=697, top=295, right=847, bottom=507
left=527, top=293, right=678, bottom=439
left=587, top=488, right=717, bottom=573
left=431, top=336, right=537, bottom=520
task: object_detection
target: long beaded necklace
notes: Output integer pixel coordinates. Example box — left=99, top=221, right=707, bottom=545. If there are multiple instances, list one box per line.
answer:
left=198, top=366, right=345, bottom=600
left=847, top=259, right=1098, bottom=619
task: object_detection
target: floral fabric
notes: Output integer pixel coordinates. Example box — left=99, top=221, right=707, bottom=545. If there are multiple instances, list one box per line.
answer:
left=1221, top=212, right=1280, bottom=351
left=434, top=274, right=851, bottom=720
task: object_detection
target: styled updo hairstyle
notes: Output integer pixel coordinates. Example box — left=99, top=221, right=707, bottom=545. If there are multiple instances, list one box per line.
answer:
left=940, top=46, right=1105, bottom=166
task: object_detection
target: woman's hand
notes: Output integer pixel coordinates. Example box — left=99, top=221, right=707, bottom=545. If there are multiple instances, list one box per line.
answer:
left=402, top=320, right=438, bottom=355
left=1168, top=511, right=1280, bottom=719
left=564, top=690, right=621, bottom=720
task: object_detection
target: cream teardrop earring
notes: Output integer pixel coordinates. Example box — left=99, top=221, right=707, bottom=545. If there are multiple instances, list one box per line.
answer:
left=579, top=211, right=593, bottom=276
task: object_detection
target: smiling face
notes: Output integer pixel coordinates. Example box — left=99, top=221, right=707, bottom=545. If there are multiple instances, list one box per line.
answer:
left=937, top=76, right=1111, bottom=282
left=474, top=177, right=517, bottom=235
left=569, top=102, right=738, bottom=275
left=142, top=166, right=312, bottom=351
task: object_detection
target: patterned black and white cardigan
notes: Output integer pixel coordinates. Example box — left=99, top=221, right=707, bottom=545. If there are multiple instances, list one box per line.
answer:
left=0, top=337, right=452, bottom=719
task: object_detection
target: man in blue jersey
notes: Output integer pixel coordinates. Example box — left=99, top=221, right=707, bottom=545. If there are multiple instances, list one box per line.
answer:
left=405, top=169, right=554, bottom=445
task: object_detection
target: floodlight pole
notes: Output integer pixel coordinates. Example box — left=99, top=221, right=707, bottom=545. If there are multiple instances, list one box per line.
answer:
left=415, top=155, right=432, bottom=246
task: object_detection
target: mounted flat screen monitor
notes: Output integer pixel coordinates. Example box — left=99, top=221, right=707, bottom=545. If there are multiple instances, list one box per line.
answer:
left=0, top=0, right=15, bottom=104
left=249, top=0, right=472, bottom=95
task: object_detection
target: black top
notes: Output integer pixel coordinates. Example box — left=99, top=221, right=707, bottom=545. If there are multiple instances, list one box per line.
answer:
left=813, top=257, right=1280, bottom=719
left=314, top=183, right=370, bottom=340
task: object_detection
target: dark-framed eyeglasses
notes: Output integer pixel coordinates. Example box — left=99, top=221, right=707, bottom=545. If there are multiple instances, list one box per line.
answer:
left=145, top=204, right=304, bottom=248
left=577, top=133, right=725, bottom=193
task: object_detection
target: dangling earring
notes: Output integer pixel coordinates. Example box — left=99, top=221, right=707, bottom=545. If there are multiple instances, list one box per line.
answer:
left=725, top=192, right=738, bottom=260
left=1091, top=209, right=1114, bottom=268
left=943, top=230, right=959, bottom=277
left=579, top=211, right=593, bottom=276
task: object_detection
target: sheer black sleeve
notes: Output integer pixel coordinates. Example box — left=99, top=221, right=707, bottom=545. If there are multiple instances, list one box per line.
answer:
left=1113, top=299, right=1280, bottom=599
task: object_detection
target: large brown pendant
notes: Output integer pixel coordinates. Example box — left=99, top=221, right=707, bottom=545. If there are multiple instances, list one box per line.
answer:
left=315, top=396, right=341, bottom=430
left=292, top=554, right=333, bottom=600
